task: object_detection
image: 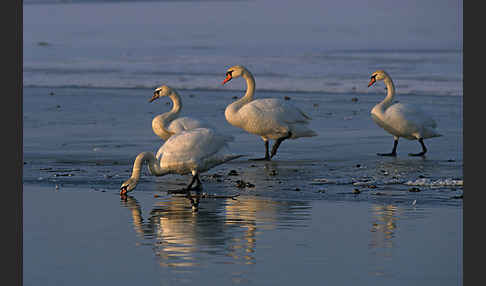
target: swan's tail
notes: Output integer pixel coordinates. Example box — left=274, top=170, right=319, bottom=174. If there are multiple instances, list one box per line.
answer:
left=422, top=126, right=443, bottom=139
left=291, top=127, right=318, bottom=138
left=302, top=129, right=318, bottom=138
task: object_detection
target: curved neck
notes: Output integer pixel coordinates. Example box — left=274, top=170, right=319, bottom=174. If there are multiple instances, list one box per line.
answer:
left=379, top=75, right=396, bottom=109
left=130, top=152, right=167, bottom=180
left=164, top=91, right=182, bottom=126
left=153, top=91, right=182, bottom=139
left=168, top=90, right=182, bottom=114
left=240, top=70, right=256, bottom=103
left=227, top=70, right=256, bottom=116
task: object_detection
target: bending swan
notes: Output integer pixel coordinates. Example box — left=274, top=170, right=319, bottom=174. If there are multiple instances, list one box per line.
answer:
left=368, top=70, right=442, bottom=156
left=120, top=128, right=241, bottom=195
left=221, top=65, right=317, bottom=160
left=150, top=85, right=211, bottom=141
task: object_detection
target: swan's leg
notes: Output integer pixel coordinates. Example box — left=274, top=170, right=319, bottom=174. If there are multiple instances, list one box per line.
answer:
left=270, top=132, right=292, bottom=158
left=184, top=171, right=202, bottom=211
left=409, top=138, right=427, bottom=156
left=168, top=172, right=202, bottom=193
left=249, top=139, right=270, bottom=161
left=378, top=137, right=398, bottom=156
left=186, top=171, right=202, bottom=190
left=191, top=173, right=203, bottom=190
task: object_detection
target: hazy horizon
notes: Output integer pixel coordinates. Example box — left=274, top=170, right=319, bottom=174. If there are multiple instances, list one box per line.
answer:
left=24, top=0, right=462, bottom=51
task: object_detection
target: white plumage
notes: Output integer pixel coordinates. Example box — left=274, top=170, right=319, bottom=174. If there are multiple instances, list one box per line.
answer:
left=150, top=85, right=211, bottom=141
left=368, top=70, right=442, bottom=156
left=222, top=65, right=316, bottom=160
left=228, top=97, right=314, bottom=139
left=120, top=127, right=240, bottom=195
left=156, top=128, right=235, bottom=173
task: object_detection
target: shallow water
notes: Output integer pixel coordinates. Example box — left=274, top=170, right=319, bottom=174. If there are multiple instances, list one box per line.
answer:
left=24, top=185, right=462, bottom=286
left=23, top=85, right=462, bottom=285
left=23, top=86, right=463, bottom=198
left=23, top=1, right=462, bottom=284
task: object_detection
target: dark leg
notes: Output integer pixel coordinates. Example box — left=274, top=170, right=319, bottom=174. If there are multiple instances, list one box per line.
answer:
left=249, top=140, right=270, bottom=161
left=186, top=174, right=197, bottom=190
left=409, top=138, right=427, bottom=156
left=192, top=174, right=202, bottom=190
left=184, top=173, right=202, bottom=211
left=270, top=132, right=292, bottom=158
left=377, top=138, right=398, bottom=156
left=168, top=173, right=201, bottom=193
left=186, top=173, right=202, bottom=190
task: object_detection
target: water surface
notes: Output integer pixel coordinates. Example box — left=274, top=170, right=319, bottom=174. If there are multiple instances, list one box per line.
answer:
left=23, top=1, right=462, bottom=285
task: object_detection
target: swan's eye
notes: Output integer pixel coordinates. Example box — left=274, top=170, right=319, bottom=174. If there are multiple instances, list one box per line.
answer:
left=370, top=74, right=376, bottom=79
left=226, top=70, right=233, bottom=76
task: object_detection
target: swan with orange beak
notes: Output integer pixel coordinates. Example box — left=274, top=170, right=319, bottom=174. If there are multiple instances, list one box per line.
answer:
left=367, top=70, right=442, bottom=156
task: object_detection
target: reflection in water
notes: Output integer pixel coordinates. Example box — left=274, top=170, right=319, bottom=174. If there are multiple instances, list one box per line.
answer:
left=120, top=194, right=311, bottom=269
left=120, top=194, right=154, bottom=239
left=369, top=204, right=400, bottom=250
left=368, top=204, right=403, bottom=277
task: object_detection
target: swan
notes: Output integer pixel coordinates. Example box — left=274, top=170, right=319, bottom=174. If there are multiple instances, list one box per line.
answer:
left=150, top=85, right=211, bottom=141
left=221, top=65, right=317, bottom=160
left=368, top=70, right=442, bottom=156
left=120, top=127, right=241, bottom=195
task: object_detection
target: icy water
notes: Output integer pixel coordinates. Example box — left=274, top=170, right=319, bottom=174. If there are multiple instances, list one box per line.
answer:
left=23, top=1, right=462, bottom=285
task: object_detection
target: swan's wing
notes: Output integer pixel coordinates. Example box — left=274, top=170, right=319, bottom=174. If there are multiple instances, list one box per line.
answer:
left=385, top=103, right=439, bottom=137
left=156, top=128, right=233, bottom=162
left=244, top=98, right=311, bottom=124
left=387, top=103, right=436, bottom=126
left=167, top=117, right=212, bottom=134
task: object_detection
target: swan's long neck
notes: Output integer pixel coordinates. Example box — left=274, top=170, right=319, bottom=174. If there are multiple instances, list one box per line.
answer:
left=378, top=75, right=396, bottom=110
left=129, top=152, right=167, bottom=180
left=168, top=91, right=182, bottom=115
left=241, top=71, right=256, bottom=104
left=153, top=91, right=182, bottom=139
left=225, top=71, right=255, bottom=120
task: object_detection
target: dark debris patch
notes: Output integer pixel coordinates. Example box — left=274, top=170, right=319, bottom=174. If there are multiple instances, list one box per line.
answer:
left=204, top=173, right=224, bottom=181
left=235, top=180, right=255, bottom=189
left=227, top=170, right=239, bottom=176
left=268, top=170, right=278, bottom=176
left=408, top=187, right=421, bottom=192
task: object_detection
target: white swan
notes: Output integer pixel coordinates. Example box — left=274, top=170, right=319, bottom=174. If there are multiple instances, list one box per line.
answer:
left=150, top=85, right=211, bottom=141
left=221, top=65, right=317, bottom=160
left=368, top=70, right=442, bottom=156
left=120, top=127, right=241, bottom=195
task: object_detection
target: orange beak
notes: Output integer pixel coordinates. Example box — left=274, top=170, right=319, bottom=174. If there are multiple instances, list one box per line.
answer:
left=222, top=74, right=232, bottom=85
left=368, top=77, right=376, bottom=87
left=149, top=92, right=158, bottom=102
left=120, top=186, right=128, bottom=195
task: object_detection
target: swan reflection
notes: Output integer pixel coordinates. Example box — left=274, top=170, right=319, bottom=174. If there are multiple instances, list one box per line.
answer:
left=368, top=203, right=404, bottom=278
left=120, top=193, right=311, bottom=268
left=369, top=204, right=401, bottom=251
